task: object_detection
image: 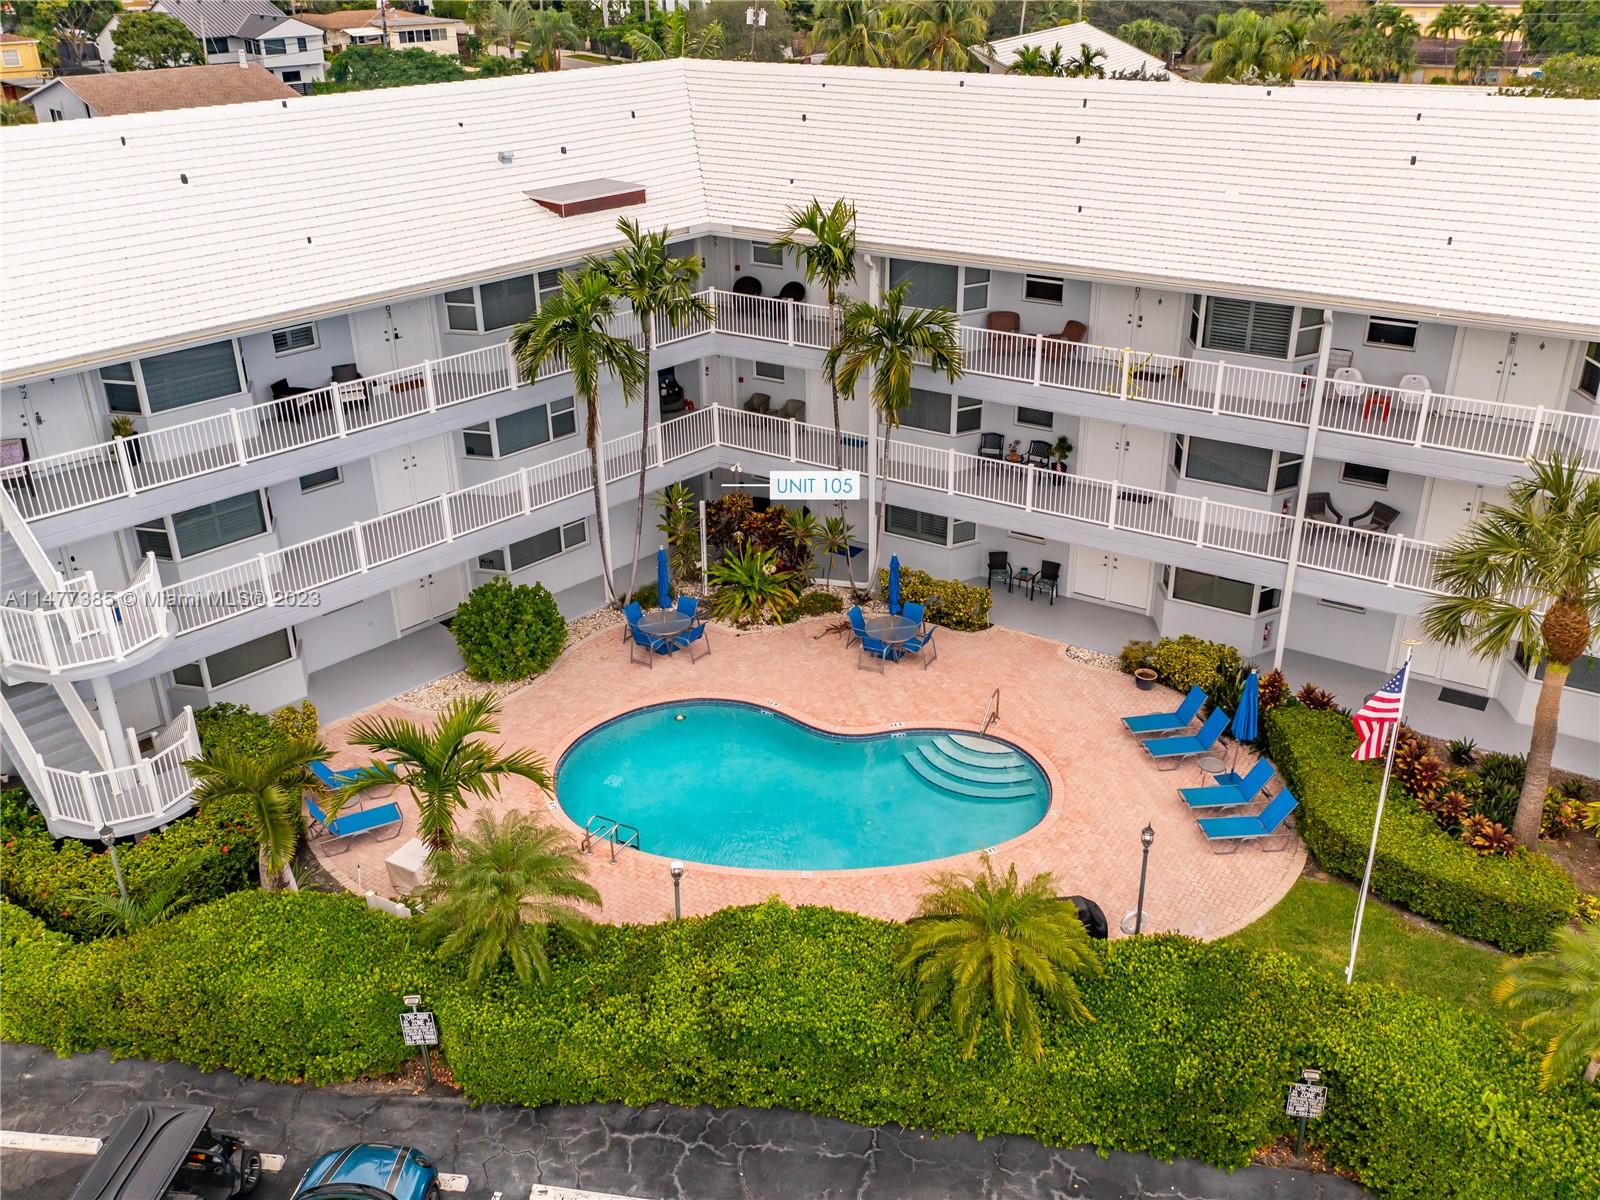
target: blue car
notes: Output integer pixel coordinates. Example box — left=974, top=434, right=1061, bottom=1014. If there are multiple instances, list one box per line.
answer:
left=291, top=1144, right=439, bottom=1200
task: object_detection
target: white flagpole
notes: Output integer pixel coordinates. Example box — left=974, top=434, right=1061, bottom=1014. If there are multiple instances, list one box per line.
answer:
left=1344, top=643, right=1416, bottom=985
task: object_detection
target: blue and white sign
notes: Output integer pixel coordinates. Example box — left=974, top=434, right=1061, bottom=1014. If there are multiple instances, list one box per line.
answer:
left=771, top=471, right=861, bottom=499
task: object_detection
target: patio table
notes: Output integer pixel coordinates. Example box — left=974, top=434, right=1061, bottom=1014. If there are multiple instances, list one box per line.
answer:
left=863, top=614, right=921, bottom=657
left=638, top=608, right=695, bottom=652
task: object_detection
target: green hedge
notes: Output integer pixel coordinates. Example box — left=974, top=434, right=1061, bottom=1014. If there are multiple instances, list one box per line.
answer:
left=6, top=894, right=1594, bottom=1197
left=1266, top=707, right=1577, bottom=952
left=450, top=577, right=567, bottom=682
left=875, top=567, right=990, bottom=631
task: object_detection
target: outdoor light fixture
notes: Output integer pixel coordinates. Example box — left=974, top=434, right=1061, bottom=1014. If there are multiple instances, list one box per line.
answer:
left=1122, top=823, right=1155, bottom=936
left=670, top=860, right=685, bottom=921
left=99, top=824, right=128, bottom=904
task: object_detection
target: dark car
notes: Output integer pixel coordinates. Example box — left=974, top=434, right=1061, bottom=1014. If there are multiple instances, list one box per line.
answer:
left=69, top=1103, right=261, bottom=1200
left=291, top=1143, right=439, bottom=1200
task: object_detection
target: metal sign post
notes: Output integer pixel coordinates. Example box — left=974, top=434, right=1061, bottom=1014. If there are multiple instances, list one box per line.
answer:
left=400, top=994, right=438, bottom=1086
left=1285, top=1069, right=1326, bottom=1154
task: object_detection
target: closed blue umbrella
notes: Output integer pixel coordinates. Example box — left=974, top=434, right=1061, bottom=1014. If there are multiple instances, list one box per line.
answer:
left=1230, top=670, right=1260, bottom=771
left=657, top=546, right=671, bottom=608
left=887, top=554, right=902, bottom=615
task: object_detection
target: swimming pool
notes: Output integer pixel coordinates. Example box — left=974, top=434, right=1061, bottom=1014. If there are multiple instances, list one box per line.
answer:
left=555, top=701, right=1050, bottom=870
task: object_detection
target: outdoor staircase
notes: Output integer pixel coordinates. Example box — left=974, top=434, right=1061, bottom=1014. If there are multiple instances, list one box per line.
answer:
left=1, top=530, right=38, bottom=597
left=903, top=734, right=1041, bottom=800
left=0, top=680, right=104, bottom=793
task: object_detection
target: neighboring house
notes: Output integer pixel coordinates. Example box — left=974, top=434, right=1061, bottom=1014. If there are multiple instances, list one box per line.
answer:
left=975, top=22, right=1179, bottom=79
left=0, top=33, right=47, bottom=101
left=97, top=0, right=326, bottom=93
left=21, top=62, right=295, bottom=122
left=1396, top=0, right=1521, bottom=29
left=296, top=9, right=467, bottom=58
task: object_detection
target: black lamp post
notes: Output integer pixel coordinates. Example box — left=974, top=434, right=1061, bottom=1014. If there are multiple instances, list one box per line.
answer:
left=1134, top=824, right=1155, bottom=935
left=99, top=824, right=128, bottom=904
left=670, top=860, right=684, bottom=920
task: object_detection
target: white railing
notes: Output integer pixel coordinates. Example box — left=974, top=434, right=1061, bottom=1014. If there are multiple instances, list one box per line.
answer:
left=5, top=288, right=1596, bottom=526
left=0, top=553, right=169, bottom=675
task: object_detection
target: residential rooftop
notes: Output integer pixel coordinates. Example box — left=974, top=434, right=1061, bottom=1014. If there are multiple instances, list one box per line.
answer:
left=978, top=22, right=1180, bottom=78
left=21, top=63, right=297, bottom=120
left=1, top=59, right=1596, bottom=379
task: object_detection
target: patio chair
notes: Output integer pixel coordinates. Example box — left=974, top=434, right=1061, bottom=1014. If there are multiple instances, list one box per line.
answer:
left=777, top=398, right=806, bottom=421
left=674, top=597, right=710, bottom=662
left=848, top=607, right=896, bottom=671
left=628, top=621, right=672, bottom=667
left=305, top=794, right=403, bottom=851
left=1347, top=501, right=1400, bottom=535
left=1196, top=789, right=1299, bottom=853
left=1398, top=372, right=1430, bottom=401
left=901, top=609, right=937, bottom=670
left=309, top=759, right=394, bottom=796
left=658, top=367, right=687, bottom=417
left=778, top=280, right=806, bottom=302
left=1179, top=758, right=1276, bottom=811
left=622, top=599, right=644, bottom=643
left=743, top=392, right=772, bottom=414
left=986, top=551, right=1012, bottom=592
left=1305, top=492, right=1344, bottom=524
left=845, top=604, right=864, bottom=646
left=1120, top=684, right=1207, bottom=735
left=732, top=275, right=762, bottom=296
left=1044, top=319, right=1088, bottom=351
left=977, top=432, right=1004, bottom=459
left=901, top=600, right=926, bottom=631
left=1331, top=366, right=1365, bottom=400
left=1139, top=708, right=1230, bottom=770
left=1034, top=560, right=1060, bottom=605
left=986, top=311, right=1021, bottom=336
left=1026, top=439, right=1053, bottom=468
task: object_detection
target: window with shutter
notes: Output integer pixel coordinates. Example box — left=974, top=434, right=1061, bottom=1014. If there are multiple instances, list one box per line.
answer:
left=480, top=275, right=536, bottom=330
left=170, top=492, right=268, bottom=558
left=271, top=324, right=317, bottom=355
left=139, top=341, right=242, bottom=413
left=1201, top=298, right=1294, bottom=358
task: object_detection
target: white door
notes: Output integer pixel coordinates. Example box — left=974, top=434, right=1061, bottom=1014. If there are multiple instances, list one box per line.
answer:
left=1400, top=617, right=1496, bottom=691
left=1118, top=422, right=1168, bottom=490
left=393, top=576, right=433, bottom=631
left=1452, top=329, right=1513, bottom=403
left=1070, top=549, right=1111, bottom=601
left=1091, top=286, right=1184, bottom=354
left=2, top=375, right=101, bottom=462
left=1106, top=554, right=1154, bottom=609
left=1417, top=480, right=1502, bottom=547
left=393, top=563, right=468, bottom=631
left=351, top=299, right=436, bottom=375
left=1502, top=334, right=1571, bottom=409
left=373, top=438, right=453, bottom=514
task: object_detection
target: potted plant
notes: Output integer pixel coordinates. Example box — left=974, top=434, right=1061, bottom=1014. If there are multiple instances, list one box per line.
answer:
left=109, top=414, right=141, bottom=469
left=1006, top=439, right=1022, bottom=462
left=1050, top=435, right=1074, bottom=471
left=1134, top=666, right=1159, bottom=690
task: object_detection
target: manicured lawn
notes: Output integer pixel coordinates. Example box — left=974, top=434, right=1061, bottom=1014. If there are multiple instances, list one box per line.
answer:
left=1226, top=875, right=1507, bottom=1021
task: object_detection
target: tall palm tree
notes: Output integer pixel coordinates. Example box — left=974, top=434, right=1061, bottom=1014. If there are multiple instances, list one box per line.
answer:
left=333, top=694, right=551, bottom=856
left=771, top=198, right=860, bottom=590
left=1493, top=925, right=1600, bottom=1089
left=486, top=0, right=533, bottom=57
left=826, top=281, right=963, bottom=582
left=1422, top=456, right=1600, bottom=846
left=0, top=100, right=36, bottom=127
left=420, top=812, right=600, bottom=986
left=896, top=859, right=1102, bottom=1059
left=1116, top=19, right=1183, bottom=63
left=810, top=0, right=891, bottom=67
left=1341, top=3, right=1420, bottom=80
left=525, top=7, right=580, bottom=71
left=625, top=9, right=724, bottom=60
left=1463, top=2, right=1506, bottom=39
left=511, top=267, right=644, bottom=603
left=895, top=0, right=992, bottom=72
left=1426, top=3, right=1470, bottom=52
left=1201, top=9, right=1285, bottom=82
left=184, top=738, right=328, bottom=890
left=592, top=219, right=712, bottom=605
left=1454, top=33, right=1502, bottom=82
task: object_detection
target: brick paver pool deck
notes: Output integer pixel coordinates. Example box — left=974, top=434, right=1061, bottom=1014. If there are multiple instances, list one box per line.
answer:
left=312, top=619, right=1302, bottom=937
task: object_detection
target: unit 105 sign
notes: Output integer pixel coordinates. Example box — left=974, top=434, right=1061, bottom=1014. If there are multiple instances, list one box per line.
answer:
left=772, top=471, right=860, bottom=499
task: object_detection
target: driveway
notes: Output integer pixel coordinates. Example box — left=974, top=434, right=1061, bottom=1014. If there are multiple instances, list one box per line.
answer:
left=1, top=1043, right=1369, bottom=1199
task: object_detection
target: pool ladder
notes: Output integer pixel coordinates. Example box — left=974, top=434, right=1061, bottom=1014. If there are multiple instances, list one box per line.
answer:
left=582, top=814, right=641, bottom=864
left=980, top=688, right=1001, bottom=735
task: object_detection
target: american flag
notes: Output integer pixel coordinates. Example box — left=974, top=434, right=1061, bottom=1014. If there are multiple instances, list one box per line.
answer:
left=1351, top=662, right=1409, bottom=761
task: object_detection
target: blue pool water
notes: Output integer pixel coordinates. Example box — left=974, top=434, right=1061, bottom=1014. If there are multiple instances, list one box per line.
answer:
left=555, top=701, right=1050, bottom=870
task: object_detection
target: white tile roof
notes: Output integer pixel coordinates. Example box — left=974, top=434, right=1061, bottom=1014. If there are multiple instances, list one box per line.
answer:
left=2, top=60, right=1597, bottom=379
left=979, top=22, right=1179, bottom=78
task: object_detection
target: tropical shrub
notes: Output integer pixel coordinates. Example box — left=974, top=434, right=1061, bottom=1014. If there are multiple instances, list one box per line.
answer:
left=1542, top=789, right=1585, bottom=837
left=451, top=577, right=567, bottom=682
left=877, top=568, right=990, bottom=631
left=792, top=589, right=844, bottom=617
left=1117, top=639, right=1155, bottom=674
left=269, top=699, right=320, bottom=745
left=1461, top=813, right=1517, bottom=856
left=619, top=582, right=660, bottom=610
left=1295, top=682, right=1339, bottom=710
left=1126, top=634, right=1243, bottom=695
left=1447, top=737, right=1479, bottom=765
left=1393, top=733, right=1446, bottom=803
left=708, top=544, right=799, bottom=625
left=1266, top=707, right=1577, bottom=951
left=1418, top=788, right=1471, bottom=834
left=1257, top=668, right=1290, bottom=711
left=195, top=702, right=283, bottom=760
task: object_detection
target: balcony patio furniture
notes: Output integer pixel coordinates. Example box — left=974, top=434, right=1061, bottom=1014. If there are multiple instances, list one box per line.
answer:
left=901, top=620, right=938, bottom=669
left=306, top=794, right=404, bottom=850
left=1026, top=439, right=1053, bottom=467
left=743, top=392, right=772, bottom=414
left=1331, top=366, right=1365, bottom=400
left=1347, top=501, right=1400, bottom=535
left=331, top=362, right=371, bottom=414
left=1121, top=685, right=1207, bottom=736
left=1398, top=372, right=1430, bottom=398
left=977, top=432, right=1004, bottom=459
left=1042, top=319, right=1089, bottom=360
left=659, top=366, right=688, bottom=417
left=1195, top=789, right=1299, bottom=853
left=777, top=280, right=806, bottom=302
left=1305, top=492, right=1344, bottom=524
left=1139, top=708, right=1230, bottom=770
left=777, top=398, right=806, bottom=420
left=1034, top=559, right=1061, bottom=604
left=986, top=311, right=1021, bottom=335
left=986, top=550, right=1013, bottom=592
left=670, top=597, right=710, bottom=661
left=1180, top=758, right=1276, bottom=810
left=732, top=275, right=762, bottom=296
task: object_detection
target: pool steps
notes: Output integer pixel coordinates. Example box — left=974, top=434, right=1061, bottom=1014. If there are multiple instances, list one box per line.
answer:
left=902, top=735, right=1044, bottom=800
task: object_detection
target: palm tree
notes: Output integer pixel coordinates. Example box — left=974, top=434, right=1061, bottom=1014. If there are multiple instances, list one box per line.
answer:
left=0, top=100, right=36, bottom=127
left=1116, top=19, right=1183, bottom=63
left=896, top=859, right=1102, bottom=1059
left=1422, top=456, right=1600, bottom=846
left=332, top=694, right=551, bottom=856
left=420, top=812, right=600, bottom=986
left=1064, top=43, right=1107, bottom=78
left=592, top=219, right=712, bottom=605
left=810, top=0, right=891, bottom=67
left=625, top=9, right=723, bottom=60
left=525, top=8, right=579, bottom=71
left=185, top=738, right=327, bottom=890
left=70, top=857, right=197, bottom=936
left=1492, top=925, right=1600, bottom=1089
left=1006, top=43, right=1062, bottom=76
left=826, top=282, right=963, bottom=583
left=511, top=267, right=644, bottom=604
left=1463, top=2, right=1506, bottom=39
left=816, top=513, right=857, bottom=595
left=1426, top=3, right=1470, bottom=52
left=1289, top=13, right=1346, bottom=80
left=1454, top=33, right=1502, bottom=82
left=1201, top=9, right=1285, bottom=82
left=486, top=0, right=533, bottom=58
left=1341, top=3, right=1420, bottom=80
left=895, top=0, right=992, bottom=72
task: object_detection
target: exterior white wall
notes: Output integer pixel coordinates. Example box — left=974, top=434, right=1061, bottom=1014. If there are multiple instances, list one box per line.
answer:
left=1495, top=662, right=1600, bottom=741
left=1331, top=310, right=1458, bottom=393
left=238, top=317, right=358, bottom=402
left=1302, top=459, right=1428, bottom=540
left=974, top=271, right=1093, bottom=337
left=1282, top=598, right=1399, bottom=673
left=294, top=591, right=398, bottom=675
left=23, top=83, right=93, bottom=122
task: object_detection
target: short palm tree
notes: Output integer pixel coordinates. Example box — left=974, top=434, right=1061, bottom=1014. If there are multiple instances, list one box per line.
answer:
left=810, top=0, right=892, bottom=67
left=420, top=812, right=600, bottom=986
left=1065, top=43, right=1108, bottom=78
left=816, top=514, right=857, bottom=595
left=511, top=266, right=644, bottom=604
left=1006, top=43, right=1063, bottom=76
left=185, top=737, right=328, bottom=889
left=486, top=0, right=533, bottom=58
left=1493, top=925, right=1600, bottom=1089
left=70, top=857, right=198, bottom=936
left=625, top=9, right=723, bottom=60
left=1453, top=33, right=1502, bottom=81
left=332, top=694, right=551, bottom=856
left=826, top=281, right=963, bottom=583
left=778, top=506, right=823, bottom=585
left=525, top=8, right=579, bottom=71
left=1116, top=19, right=1183, bottom=63
left=897, top=859, right=1102, bottom=1059
left=1288, top=13, right=1346, bottom=79
left=1422, top=456, right=1600, bottom=846
left=1, top=99, right=36, bottom=127
left=895, top=0, right=992, bottom=72
left=591, top=219, right=711, bottom=604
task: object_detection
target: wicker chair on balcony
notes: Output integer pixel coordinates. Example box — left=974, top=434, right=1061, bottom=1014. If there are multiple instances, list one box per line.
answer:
left=1043, top=319, right=1088, bottom=355
left=1305, top=492, right=1344, bottom=524
left=743, top=392, right=772, bottom=414
left=985, top=311, right=1021, bottom=335
left=977, top=432, right=1004, bottom=459
left=778, top=280, right=806, bottom=302
left=732, top=275, right=763, bottom=296
left=1347, top=501, right=1400, bottom=535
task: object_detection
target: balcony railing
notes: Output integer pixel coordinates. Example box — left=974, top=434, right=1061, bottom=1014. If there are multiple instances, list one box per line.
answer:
left=5, top=288, right=1592, bottom=529
left=0, top=552, right=169, bottom=676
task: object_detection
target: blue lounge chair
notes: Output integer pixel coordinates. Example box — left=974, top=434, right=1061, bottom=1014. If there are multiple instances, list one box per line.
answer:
left=845, top=604, right=863, bottom=646
left=899, top=602, right=937, bottom=669
left=309, top=759, right=393, bottom=796
left=1180, top=758, right=1275, bottom=810
left=1121, top=685, right=1207, bottom=736
left=1140, top=708, right=1229, bottom=770
left=848, top=607, right=895, bottom=672
left=624, top=600, right=673, bottom=667
left=1196, top=789, right=1299, bottom=853
left=306, top=794, right=403, bottom=851
left=673, top=595, right=710, bottom=662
